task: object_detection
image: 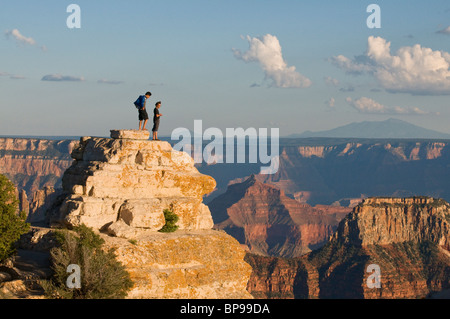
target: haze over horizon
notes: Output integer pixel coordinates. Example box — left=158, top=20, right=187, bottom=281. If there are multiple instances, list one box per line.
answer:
left=1, top=1, right=450, bottom=137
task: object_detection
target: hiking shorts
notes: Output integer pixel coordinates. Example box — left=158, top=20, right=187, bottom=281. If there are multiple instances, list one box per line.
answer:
left=138, top=109, right=149, bottom=121
left=152, top=119, right=160, bottom=132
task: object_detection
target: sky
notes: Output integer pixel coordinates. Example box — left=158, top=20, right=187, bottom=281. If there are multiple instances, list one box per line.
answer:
left=1, top=0, right=450, bottom=137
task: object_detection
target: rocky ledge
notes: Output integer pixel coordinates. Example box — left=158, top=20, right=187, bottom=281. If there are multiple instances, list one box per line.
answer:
left=53, top=130, right=216, bottom=234
left=39, top=130, right=252, bottom=299
left=332, top=196, right=450, bottom=248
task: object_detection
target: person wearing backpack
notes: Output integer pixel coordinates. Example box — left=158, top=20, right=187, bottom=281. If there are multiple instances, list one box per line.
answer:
left=134, top=92, right=152, bottom=130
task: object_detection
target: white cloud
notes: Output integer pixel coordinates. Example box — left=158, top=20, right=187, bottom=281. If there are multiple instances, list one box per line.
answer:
left=326, top=97, right=336, bottom=108
left=437, top=26, right=450, bottom=35
left=346, top=97, right=429, bottom=115
left=41, top=74, right=85, bottom=82
left=5, top=29, right=36, bottom=46
left=233, top=34, right=311, bottom=88
left=5, top=29, right=47, bottom=52
left=324, top=76, right=339, bottom=86
left=331, top=36, right=450, bottom=95
left=330, top=55, right=373, bottom=75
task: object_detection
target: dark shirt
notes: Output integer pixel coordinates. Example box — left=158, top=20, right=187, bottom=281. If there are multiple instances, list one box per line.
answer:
left=153, top=107, right=160, bottom=122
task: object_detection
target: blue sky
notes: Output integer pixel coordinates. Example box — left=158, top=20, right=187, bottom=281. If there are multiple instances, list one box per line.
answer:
left=1, top=0, right=450, bottom=137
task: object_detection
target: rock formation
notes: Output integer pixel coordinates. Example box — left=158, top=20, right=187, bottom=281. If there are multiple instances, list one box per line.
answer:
left=331, top=197, right=450, bottom=248
left=0, top=138, right=76, bottom=196
left=246, top=197, right=450, bottom=299
left=50, top=130, right=252, bottom=299
left=54, top=130, right=216, bottom=233
left=244, top=254, right=307, bottom=299
left=208, top=175, right=350, bottom=258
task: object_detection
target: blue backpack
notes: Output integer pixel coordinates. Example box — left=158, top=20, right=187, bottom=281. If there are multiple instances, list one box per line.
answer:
left=134, top=95, right=145, bottom=109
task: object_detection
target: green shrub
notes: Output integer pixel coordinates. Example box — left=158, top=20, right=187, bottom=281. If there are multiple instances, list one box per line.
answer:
left=159, top=209, right=179, bottom=233
left=0, top=174, right=30, bottom=263
left=41, top=224, right=133, bottom=299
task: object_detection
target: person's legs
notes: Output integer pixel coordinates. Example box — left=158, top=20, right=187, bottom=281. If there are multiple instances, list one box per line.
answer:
left=138, top=109, right=149, bottom=130
left=138, top=110, right=143, bottom=130
left=152, top=120, right=160, bottom=140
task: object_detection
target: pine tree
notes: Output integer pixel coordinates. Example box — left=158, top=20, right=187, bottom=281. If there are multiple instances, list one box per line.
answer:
left=0, top=174, right=30, bottom=262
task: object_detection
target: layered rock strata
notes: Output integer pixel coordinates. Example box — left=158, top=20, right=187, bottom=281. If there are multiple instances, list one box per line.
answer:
left=54, top=130, right=216, bottom=233
left=0, top=138, right=76, bottom=196
left=52, top=130, right=252, bottom=299
left=102, top=230, right=252, bottom=299
left=246, top=197, right=450, bottom=299
left=209, top=175, right=350, bottom=258
left=332, top=197, right=450, bottom=248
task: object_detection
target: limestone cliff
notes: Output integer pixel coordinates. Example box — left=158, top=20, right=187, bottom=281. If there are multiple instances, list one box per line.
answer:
left=51, top=130, right=252, bottom=299
left=102, top=230, right=251, bottom=299
left=0, top=138, right=76, bottom=196
left=246, top=197, right=450, bottom=299
left=304, top=197, right=450, bottom=299
left=331, top=197, right=450, bottom=248
left=54, top=130, right=216, bottom=232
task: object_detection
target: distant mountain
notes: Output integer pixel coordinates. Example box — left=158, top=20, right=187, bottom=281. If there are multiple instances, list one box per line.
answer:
left=291, top=118, right=450, bottom=139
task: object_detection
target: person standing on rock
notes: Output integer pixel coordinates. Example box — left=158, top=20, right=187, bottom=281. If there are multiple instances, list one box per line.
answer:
left=134, top=92, right=152, bottom=131
left=152, top=101, right=162, bottom=140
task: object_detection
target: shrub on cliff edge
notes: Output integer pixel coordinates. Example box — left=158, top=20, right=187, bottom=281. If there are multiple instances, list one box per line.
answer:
left=41, top=224, right=133, bottom=299
left=0, top=174, right=30, bottom=263
left=159, top=209, right=179, bottom=233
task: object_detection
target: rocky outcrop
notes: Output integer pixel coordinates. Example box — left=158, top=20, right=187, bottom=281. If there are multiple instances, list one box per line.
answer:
left=303, top=197, right=450, bottom=298
left=102, top=230, right=251, bottom=299
left=54, top=130, right=216, bottom=233
left=332, top=197, right=450, bottom=248
left=245, top=197, right=450, bottom=299
left=49, top=130, right=252, bottom=299
left=244, top=254, right=307, bottom=299
left=208, top=175, right=350, bottom=258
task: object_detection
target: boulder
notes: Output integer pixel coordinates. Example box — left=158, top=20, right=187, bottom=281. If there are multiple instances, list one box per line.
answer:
left=55, top=130, right=216, bottom=232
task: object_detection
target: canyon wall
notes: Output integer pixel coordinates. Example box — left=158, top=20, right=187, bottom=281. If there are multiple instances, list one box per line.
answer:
left=0, top=138, right=76, bottom=197
left=209, top=175, right=350, bottom=258
left=246, top=197, right=450, bottom=299
left=2, top=137, right=450, bottom=209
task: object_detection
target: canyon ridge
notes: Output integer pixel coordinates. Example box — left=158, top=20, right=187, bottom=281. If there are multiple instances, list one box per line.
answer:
left=2, top=130, right=252, bottom=299
left=1, top=135, right=450, bottom=298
